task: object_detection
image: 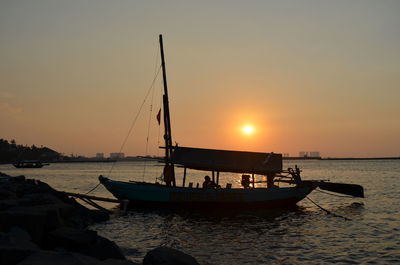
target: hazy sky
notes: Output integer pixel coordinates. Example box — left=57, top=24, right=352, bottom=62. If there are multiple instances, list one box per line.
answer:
left=1, top=0, right=399, bottom=158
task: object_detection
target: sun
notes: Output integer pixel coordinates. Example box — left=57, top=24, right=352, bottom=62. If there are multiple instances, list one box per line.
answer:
left=242, top=125, right=255, bottom=135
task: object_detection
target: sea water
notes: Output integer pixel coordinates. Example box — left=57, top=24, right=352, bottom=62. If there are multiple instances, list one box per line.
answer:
left=1, top=160, right=399, bottom=264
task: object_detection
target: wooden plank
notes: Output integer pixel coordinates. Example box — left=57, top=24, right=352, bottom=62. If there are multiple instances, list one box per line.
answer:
left=62, top=192, right=124, bottom=203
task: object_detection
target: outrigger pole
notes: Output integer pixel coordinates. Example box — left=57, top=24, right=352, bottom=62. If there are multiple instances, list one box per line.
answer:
left=159, top=34, right=176, bottom=186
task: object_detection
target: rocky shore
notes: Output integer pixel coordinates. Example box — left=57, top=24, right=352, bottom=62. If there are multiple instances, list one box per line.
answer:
left=0, top=172, right=199, bottom=265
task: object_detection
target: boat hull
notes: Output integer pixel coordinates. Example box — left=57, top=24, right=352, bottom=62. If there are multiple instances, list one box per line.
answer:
left=13, top=164, right=44, bottom=168
left=99, top=176, right=315, bottom=209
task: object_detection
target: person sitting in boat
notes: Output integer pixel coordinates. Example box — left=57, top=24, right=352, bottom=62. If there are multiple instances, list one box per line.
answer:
left=202, top=175, right=219, bottom=189
left=288, top=166, right=302, bottom=184
left=241, top=174, right=251, bottom=188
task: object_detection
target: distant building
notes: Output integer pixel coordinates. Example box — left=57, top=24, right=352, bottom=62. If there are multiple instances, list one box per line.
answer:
left=283, top=153, right=290, bottom=157
left=96, top=153, right=104, bottom=159
left=299, top=151, right=308, bottom=157
left=309, top=152, right=320, bottom=158
left=110, top=152, right=125, bottom=159
left=299, top=151, right=320, bottom=158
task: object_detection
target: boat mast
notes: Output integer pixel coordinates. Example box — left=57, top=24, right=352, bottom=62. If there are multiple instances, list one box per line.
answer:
left=159, top=34, right=173, bottom=163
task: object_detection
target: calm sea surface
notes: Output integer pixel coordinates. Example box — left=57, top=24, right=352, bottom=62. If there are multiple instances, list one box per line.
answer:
left=1, top=160, right=399, bottom=264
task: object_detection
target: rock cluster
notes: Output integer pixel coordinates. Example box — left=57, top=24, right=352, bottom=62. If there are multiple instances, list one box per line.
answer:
left=0, top=172, right=199, bottom=265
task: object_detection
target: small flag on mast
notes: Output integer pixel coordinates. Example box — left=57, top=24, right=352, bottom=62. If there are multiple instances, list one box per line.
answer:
left=156, top=109, right=161, bottom=125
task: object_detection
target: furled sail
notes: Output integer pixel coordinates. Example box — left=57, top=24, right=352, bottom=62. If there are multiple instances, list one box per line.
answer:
left=170, top=146, right=282, bottom=174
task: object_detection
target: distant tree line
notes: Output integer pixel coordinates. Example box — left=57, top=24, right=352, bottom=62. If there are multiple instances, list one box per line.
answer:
left=0, top=139, right=61, bottom=163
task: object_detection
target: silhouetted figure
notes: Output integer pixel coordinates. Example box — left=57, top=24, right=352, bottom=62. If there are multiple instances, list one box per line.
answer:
left=163, top=164, right=175, bottom=187
left=288, top=165, right=302, bottom=184
left=266, top=173, right=275, bottom=188
left=202, top=175, right=219, bottom=189
left=241, top=174, right=251, bottom=188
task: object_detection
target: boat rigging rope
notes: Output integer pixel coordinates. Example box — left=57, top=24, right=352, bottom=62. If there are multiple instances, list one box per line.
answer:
left=85, top=65, right=162, bottom=195
left=142, top=70, right=158, bottom=181
left=142, top=45, right=162, bottom=181
left=85, top=182, right=102, bottom=195
left=306, top=196, right=351, bottom=221
left=107, top=65, right=162, bottom=174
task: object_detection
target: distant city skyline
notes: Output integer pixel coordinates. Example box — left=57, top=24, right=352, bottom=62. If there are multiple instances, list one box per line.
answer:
left=1, top=1, right=399, bottom=158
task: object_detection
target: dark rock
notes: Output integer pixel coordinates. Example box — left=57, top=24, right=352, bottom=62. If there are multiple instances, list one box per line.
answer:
left=47, top=227, right=97, bottom=251
left=0, top=188, right=16, bottom=200
left=0, top=199, right=19, bottom=210
left=85, top=235, right=126, bottom=260
left=0, top=208, right=47, bottom=245
left=22, top=193, right=64, bottom=206
left=30, top=204, right=72, bottom=230
left=25, top=204, right=65, bottom=230
left=47, top=227, right=125, bottom=260
left=17, top=251, right=140, bottom=265
left=0, top=177, right=75, bottom=208
left=118, top=246, right=140, bottom=257
left=17, top=250, right=99, bottom=265
left=0, top=174, right=131, bottom=264
left=143, top=247, right=200, bottom=265
left=0, top=227, right=39, bottom=265
left=0, top=175, right=109, bottom=229
left=88, top=208, right=110, bottom=223
left=0, top=227, right=39, bottom=250
left=97, top=259, right=141, bottom=265
left=0, top=246, right=36, bottom=265
left=0, top=173, right=25, bottom=183
left=0, top=176, right=109, bottom=248
left=0, top=203, right=78, bottom=245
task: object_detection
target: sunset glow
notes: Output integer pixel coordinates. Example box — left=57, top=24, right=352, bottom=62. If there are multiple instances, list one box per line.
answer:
left=0, top=1, right=399, bottom=157
left=242, top=125, right=255, bottom=135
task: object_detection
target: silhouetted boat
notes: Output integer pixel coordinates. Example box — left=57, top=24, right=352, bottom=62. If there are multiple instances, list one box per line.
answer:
left=13, top=160, right=49, bottom=168
left=99, top=35, right=364, bottom=209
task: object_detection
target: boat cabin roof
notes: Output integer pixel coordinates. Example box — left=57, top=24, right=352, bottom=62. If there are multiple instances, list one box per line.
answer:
left=170, top=146, right=282, bottom=174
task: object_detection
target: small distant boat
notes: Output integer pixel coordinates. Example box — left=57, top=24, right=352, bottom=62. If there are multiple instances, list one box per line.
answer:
left=99, top=35, right=364, bottom=209
left=13, top=160, right=49, bottom=168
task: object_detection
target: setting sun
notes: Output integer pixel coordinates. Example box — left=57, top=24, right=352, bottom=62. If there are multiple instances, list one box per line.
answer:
left=242, top=125, right=255, bottom=135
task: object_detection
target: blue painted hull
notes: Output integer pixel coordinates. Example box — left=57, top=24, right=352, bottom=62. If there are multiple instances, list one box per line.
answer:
left=100, top=177, right=316, bottom=209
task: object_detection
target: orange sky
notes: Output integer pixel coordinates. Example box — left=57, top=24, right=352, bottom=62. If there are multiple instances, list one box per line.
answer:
left=1, top=1, right=399, bottom=158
